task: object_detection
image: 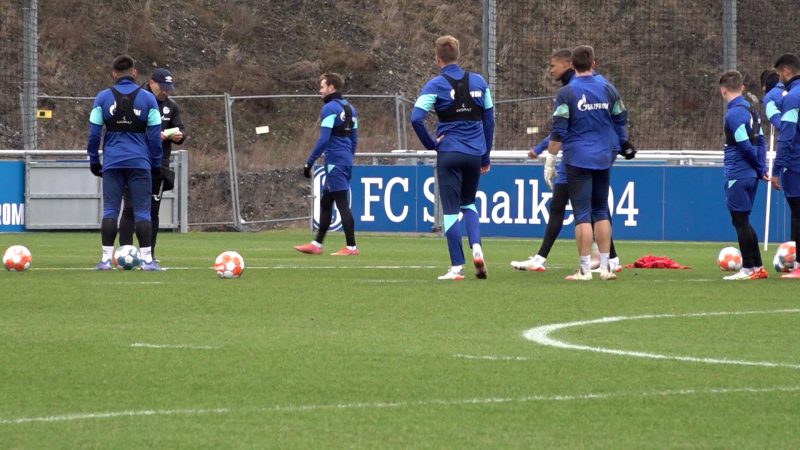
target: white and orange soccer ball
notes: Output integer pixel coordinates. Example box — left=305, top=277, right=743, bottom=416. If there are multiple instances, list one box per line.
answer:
left=773, top=241, right=796, bottom=273
left=214, top=251, right=245, bottom=279
left=3, top=245, right=32, bottom=272
left=717, top=246, right=742, bottom=271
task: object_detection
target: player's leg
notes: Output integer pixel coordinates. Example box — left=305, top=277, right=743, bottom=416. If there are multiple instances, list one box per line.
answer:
left=118, top=187, right=135, bottom=246
left=328, top=166, right=358, bottom=256
left=724, top=178, right=765, bottom=280
left=511, top=182, right=568, bottom=272
left=565, top=164, right=593, bottom=280
left=296, top=167, right=336, bottom=255
left=97, top=169, right=125, bottom=270
left=590, top=168, right=614, bottom=280
left=127, top=168, right=158, bottom=269
left=459, top=153, right=485, bottom=279
left=781, top=169, right=800, bottom=277
left=437, top=151, right=466, bottom=280
left=150, top=191, right=162, bottom=259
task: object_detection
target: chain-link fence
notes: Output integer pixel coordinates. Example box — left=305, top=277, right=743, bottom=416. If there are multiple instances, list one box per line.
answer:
left=1, top=0, right=23, bottom=150
left=486, top=0, right=800, bottom=151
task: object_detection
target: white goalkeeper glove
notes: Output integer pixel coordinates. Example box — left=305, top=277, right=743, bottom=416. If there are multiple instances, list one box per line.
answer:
left=543, top=153, right=556, bottom=190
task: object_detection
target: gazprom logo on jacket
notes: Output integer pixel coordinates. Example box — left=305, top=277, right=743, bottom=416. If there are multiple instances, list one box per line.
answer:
left=312, top=166, right=351, bottom=231
left=577, top=94, right=609, bottom=112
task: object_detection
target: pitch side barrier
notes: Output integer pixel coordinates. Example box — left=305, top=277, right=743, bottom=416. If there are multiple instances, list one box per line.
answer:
left=312, top=150, right=791, bottom=243
left=0, top=150, right=188, bottom=232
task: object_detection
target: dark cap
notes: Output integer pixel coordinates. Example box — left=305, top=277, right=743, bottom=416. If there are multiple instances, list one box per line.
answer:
left=151, top=68, right=174, bottom=91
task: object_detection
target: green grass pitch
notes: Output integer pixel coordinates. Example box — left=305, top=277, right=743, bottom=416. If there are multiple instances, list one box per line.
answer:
left=1, top=230, right=798, bottom=448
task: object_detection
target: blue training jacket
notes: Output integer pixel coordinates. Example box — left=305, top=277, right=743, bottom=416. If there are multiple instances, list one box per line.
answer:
left=306, top=92, right=358, bottom=167
left=775, top=76, right=800, bottom=176
left=411, top=64, right=494, bottom=166
left=87, top=77, right=162, bottom=170
left=723, top=95, right=766, bottom=180
left=551, top=74, right=628, bottom=170
left=764, top=81, right=786, bottom=130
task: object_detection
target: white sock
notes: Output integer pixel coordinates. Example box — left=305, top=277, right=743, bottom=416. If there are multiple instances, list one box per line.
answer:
left=533, top=254, right=546, bottom=265
left=472, top=243, right=483, bottom=257
left=599, top=252, right=610, bottom=268
left=451, top=265, right=463, bottom=273
left=311, top=241, right=323, bottom=248
left=579, top=255, right=590, bottom=272
left=140, top=246, right=153, bottom=263
left=102, top=246, right=114, bottom=262
left=742, top=267, right=753, bottom=274
left=347, top=245, right=357, bottom=250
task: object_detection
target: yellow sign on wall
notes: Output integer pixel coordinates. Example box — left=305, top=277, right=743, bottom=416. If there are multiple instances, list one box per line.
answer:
left=36, top=110, right=52, bottom=119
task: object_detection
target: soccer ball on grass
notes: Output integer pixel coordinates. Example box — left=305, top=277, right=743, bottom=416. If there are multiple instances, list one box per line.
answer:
left=3, top=245, right=32, bottom=272
left=114, top=245, right=142, bottom=270
left=717, top=246, right=742, bottom=271
left=215, top=251, right=245, bottom=279
left=773, top=241, right=796, bottom=273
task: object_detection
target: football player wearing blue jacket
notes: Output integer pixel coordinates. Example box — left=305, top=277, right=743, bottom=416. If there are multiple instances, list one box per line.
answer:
left=295, top=73, right=359, bottom=256
left=87, top=55, right=163, bottom=271
left=411, top=35, right=494, bottom=280
left=543, top=46, right=627, bottom=281
left=772, top=54, right=800, bottom=278
left=719, top=70, right=768, bottom=280
left=761, top=69, right=785, bottom=130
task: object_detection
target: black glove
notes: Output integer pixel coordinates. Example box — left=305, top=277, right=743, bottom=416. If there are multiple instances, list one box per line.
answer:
left=303, top=164, right=312, bottom=179
left=619, top=141, right=637, bottom=160
left=162, top=168, right=176, bottom=191
left=151, top=167, right=163, bottom=193
left=90, top=163, right=102, bottom=177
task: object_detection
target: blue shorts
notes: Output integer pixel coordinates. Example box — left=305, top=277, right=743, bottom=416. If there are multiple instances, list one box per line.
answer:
left=437, top=150, right=482, bottom=215
left=103, top=168, right=152, bottom=222
left=725, top=177, right=758, bottom=212
left=324, top=165, right=352, bottom=192
left=781, top=168, right=800, bottom=198
left=565, top=164, right=610, bottom=224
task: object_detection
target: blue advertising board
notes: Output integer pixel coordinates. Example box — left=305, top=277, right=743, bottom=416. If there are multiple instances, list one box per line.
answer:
left=312, top=164, right=791, bottom=242
left=0, top=161, right=25, bottom=232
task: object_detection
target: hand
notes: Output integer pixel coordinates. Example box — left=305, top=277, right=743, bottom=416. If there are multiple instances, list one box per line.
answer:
left=543, top=153, right=556, bottom=190
left=771, top=176, right=782, bottom=190
left=527, top=150, right=539, bottom=160
left=170, top=131, right=184, bottom=142
left=90, top=163, right=102, bottom=177
left=619, top=141, right=637, bottom=160
left=481, top=165, right=490, bottom=174
left=303, top=164, right=312, bottom=179
left=435, top=134, right=444, bottom=148
left=761, top=174, right=770, bottom=182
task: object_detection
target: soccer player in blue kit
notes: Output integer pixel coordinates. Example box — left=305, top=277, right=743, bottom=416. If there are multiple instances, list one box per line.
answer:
left=718, top=70, right=768, bottom=280
left=772, top=54, right=800, bottom=278
left=295, top=73, right=360, bottom=256
left=411, top=35, right=495, bottom=280
left=761, top=69, right=785, bottom=130
left=87, top=55, right=163, bottom=271
left=543, top=46, right=627, bottom=281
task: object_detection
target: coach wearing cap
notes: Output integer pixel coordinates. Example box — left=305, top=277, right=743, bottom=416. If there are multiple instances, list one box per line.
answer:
left=119, top=68, right=187, bottom=261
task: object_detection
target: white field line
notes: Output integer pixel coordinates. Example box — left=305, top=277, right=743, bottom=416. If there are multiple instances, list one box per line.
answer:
left=524, top=309, right=800, bottom=370
left=2, top=385, right=799, bottom=425
left=453, top=354, right=530, bottom=361
left=35, top=265, right=439, bottom=271
left=96, top=282, right=164, bottom=285
left=130, top=343, right=219, bottom=350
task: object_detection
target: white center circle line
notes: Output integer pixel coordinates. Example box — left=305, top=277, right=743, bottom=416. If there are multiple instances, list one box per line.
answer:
left=523, top=309, right=800, bottom=370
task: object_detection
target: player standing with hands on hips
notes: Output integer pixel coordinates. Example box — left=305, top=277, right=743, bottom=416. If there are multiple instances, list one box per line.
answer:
left=119, top=68, right=185, bottom=262
left=411, top=35, right=494, bottom=280
left=87, top=55, right=163, bottom=271
left=718, top=70, right=768, bottom=280
left=295, top=73, right=359, bottom=256
left=543, top=45, right=627, bottom=281
left=772, top=54, right=800, bottom=278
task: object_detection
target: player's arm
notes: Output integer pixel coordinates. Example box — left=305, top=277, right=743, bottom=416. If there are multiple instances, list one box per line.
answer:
left=481, top=86, right=494, bottom=169
left=350, top=114, right=358, bottom=155
left=411, top=81, right=439, bottom=150
left=169, top=103, right=186, bottom=145
left=547, top=88, right=569, bottom=156
left=727, top=112, right=761, bottom=172
left=146, top=96, right=163, bottom=169
left=765, top=99, right=782, bottom=129
left=774, top=96, right=799, bottom=181
left=306, top=104, right=335, bottom=167
left=87, top=94, right=104, bottom=167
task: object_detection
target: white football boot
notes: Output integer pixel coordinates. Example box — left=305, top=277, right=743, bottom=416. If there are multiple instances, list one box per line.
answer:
left=510, top=255, right=546, bottom=272
left=438, top=266, right=465, bottom=281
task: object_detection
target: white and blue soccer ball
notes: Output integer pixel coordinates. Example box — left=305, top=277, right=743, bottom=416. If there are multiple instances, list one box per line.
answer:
left=114, top=245, right=142, bottom=270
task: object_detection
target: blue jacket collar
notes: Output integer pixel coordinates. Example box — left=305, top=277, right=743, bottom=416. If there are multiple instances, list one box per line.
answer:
left=787, top=75, right=800, bottom=90
left=727, top=95, right=748, bottom=110
left=114, top=76, right=137, bottom=85
left=441, top=64, right=464, bottom=76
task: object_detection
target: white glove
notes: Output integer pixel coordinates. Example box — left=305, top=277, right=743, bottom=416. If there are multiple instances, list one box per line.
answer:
left=543, top=153, right=556, bottom=190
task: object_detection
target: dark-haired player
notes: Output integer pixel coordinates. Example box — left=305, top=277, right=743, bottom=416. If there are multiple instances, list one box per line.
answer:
left=87, top=55, right=162, bottom=271
left=718, top=70, right=768, bottom=280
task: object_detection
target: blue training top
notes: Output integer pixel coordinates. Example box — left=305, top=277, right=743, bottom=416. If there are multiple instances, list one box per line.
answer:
left=411, top=64, right=494, bottom=166
left=775, top=76, right=800, bottom=176
left=723, top=95, right=766, bottom=180
left=550, top=74, right=628, bottom=170
left=764, top=81, right=786, bottom=130
left=87, top=77, right=162, bottom=170
left=306, top=92, right=358, bottom=167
